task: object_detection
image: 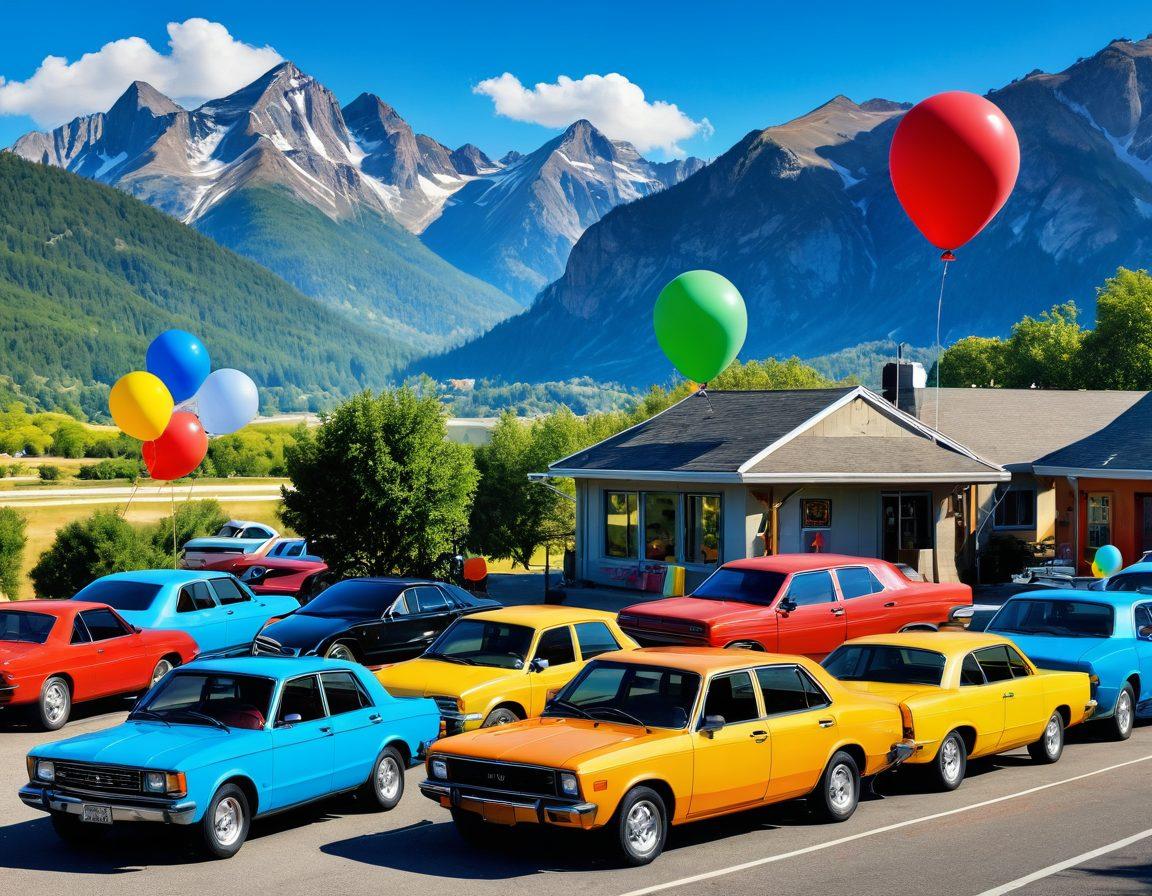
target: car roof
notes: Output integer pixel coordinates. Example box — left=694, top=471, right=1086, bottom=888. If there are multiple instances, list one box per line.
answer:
left=1008, top=588, right=1141, bottom=608
left=334, top=576, right=442, bottom=587
left=844, top=631, right=1011, bottom=654
left=591, top=646, right=811, bottom=674
left=180, top=656, right=358, bottom=677
left=2, top=600, right=85, bottom=616
left=465, top=604, right=617, bottom=627
left=1115, top=562, right=1152, bottom=575
left=87, top=569, right=233, bottom=586
left=724, top=554, right=885, bottom=574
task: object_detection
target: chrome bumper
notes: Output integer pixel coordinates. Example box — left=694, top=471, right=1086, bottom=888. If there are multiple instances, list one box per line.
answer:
left=1085, top=699, right=1098, bottom=717
left=420, top=780, right=598, bottom=827
left=887, top=738, right=918, bottom=766
left=19, top=783, right=197, bottom=825
left=0, top=684, right=17, bottom=705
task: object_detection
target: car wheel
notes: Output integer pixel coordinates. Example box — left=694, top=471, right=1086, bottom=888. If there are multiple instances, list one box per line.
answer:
left=150, top=658, right=175, bottom=688
left=809, top=750, right=860, bottom=822
left=38, top=677, right=71, bottom=731
left=325, top=642, right=358, bottom=663
left=451, top=808, right=501, bottom=847
left=359, top=745, right=405, bottom=811
left=198, top=783, right=250, bottom=859
left=1111, top=685, right=1135, bottom=741
left=930, top=731, right=967, bottom=791
left=1028, top=711, right=1064, bottom=764
left=481, top=706, right=522, bottom=728
left=611, top=785, right=667, bottom=867
left=50, top=811, right=93, bottom=844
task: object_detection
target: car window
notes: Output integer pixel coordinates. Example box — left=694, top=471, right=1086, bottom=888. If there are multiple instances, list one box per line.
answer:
left=1135, top=603, right=1152, bottom=631
left=755, top=665, right=811, bottom=714
left=277, top=675, right=327, bottom=724
left=241, top=527, right=271, bottom=539
left=535, top=626, right=576, bottom=666
left=70, top=618, right=90, bottom=644
left=796, top=668, right=831, bottom=709
left=836, top=567, right=886, bottom=600
left=321, top=672, right=372, bottom=714
left=704, top=671, right=759, bottom=723
left=389, top=592, right=413, bottom=616
left=1006, top=646, right=1032, bottom=678
left=210, top=577, right=250, bottom=605
left=575, top=621, right=621, bottom=660
left=177, top=582, right=217, bottom=613
left=442, top=582, right=483, bottom=607
left=974, top=646, right=1014, bottom=683
left=960, top=653, right=986, bottom=686
left=414, top=586, right=451, bottom=614
left=785, top=570, right=837, bottom=606
left=80, top=608, right=129, bottom=641
left=285, top=542, right=304, bottom=557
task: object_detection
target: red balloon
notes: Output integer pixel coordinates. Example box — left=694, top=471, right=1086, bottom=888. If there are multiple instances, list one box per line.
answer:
left=889, top=91, right=1020, bottom=252
left=142, top=411, right=208, bottom=480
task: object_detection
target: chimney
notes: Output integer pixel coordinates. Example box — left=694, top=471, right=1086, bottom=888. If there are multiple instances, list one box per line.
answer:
left=882, top=359, right=927, bottom=417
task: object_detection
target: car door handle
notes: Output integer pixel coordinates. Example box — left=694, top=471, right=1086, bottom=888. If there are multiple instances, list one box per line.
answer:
left=749, top=730, right=768, bottom=743
left=831, top=607, right=845, bottom=616
left=320, top=726, right=333, bottom=734
left=96, top=648, right=105, bottom=654
left=884, top=601, right=897, bottom=608
left=1003, top=692, right=1015, bottom=699
left=227, top=610, right=234, bottom=615
left=368, top=713, right=383, bottom=724
left=818, top=718, right=835, bottom=728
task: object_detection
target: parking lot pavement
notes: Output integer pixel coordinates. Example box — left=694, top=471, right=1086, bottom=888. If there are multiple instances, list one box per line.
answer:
left=0, top=699, right=1149, bottom=896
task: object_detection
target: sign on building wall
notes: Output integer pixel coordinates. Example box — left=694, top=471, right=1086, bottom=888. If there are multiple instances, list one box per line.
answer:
left=801, top=498, right=832, bottom=529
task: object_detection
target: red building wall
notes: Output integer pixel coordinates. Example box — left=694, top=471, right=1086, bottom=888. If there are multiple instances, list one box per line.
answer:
left=1054, top=477, right=1152, bottom=574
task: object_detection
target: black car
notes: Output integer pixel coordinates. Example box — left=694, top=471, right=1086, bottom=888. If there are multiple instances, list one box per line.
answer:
left=252, top=577, right=500, bottom=663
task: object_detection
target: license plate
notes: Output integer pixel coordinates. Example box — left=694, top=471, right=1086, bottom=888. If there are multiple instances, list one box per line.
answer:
left=81, top=804, right=112, bottom=824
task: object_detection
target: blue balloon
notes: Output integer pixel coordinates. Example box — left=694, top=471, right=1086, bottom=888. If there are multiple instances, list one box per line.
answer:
left=195, top=368, right=259, bottom=435
left=1095, top=544, right=1123, bottom=577
left=146, top=330, right=211, bottom=403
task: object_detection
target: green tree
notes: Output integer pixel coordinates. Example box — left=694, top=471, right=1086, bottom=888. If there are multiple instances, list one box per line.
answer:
left=50, top=421, right=87, bottom=458
left=38, top=464, right=62, bottom=481
left=1081, top=268, right=1152, bottom=389
left=0, top=507, right=27, bottom=600
left=1004, top=302, right=1085, bottom=389
left=149, top=500, right=229, bottom=566
left=29, top=509, right=158, bottom=599
left=281, top=389, right=478, bottom=578
left=938, top=336, right=1009, bottom=387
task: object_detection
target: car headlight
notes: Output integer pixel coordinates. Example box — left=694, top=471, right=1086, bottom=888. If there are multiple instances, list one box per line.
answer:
left=559, top=772, right=579, bottom=797
left=35, top=759, right=54, bottom=782
left=144, top=771, right=166, bottom=793
left=430, top=758, right=448, bottom=779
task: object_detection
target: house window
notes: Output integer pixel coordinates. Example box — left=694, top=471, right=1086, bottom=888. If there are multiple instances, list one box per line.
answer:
left=605, top=492, right=639, bottom=558
left=994, top=487, right=1036, bottom=529
left=685, top=494, right=721, bottom=564
left=644, top=493, right=678, bottom=561
left=1087, top=493, right=1112, bottom=548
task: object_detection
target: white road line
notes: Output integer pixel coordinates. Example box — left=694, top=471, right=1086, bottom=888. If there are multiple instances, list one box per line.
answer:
left=973, top=827, right=1152, bottom=896
left=617, top=753, right=1152, bottom=896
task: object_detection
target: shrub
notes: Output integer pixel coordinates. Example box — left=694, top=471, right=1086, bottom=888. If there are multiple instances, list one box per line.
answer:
left=30, top=509, right=160, bottom=599
left=38, top=464, right=62, bottom=482
left=78, top=457, right=143, bottom=480
left=0, top=508, right=27, bottom=600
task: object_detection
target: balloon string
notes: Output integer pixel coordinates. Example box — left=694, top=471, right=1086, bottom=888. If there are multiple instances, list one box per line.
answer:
left=171, top=483, right=178, bottom=570
left=934, top=256, right=951, bottom=433
left=121, top=479, right=140, bottom=519
left=697, top=382, right=713, bottom=415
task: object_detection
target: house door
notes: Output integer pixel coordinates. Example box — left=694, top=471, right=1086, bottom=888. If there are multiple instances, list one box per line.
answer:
left=881, top=493, right=933, bottom=564
left=1137, top=495, right=1152, bottom=556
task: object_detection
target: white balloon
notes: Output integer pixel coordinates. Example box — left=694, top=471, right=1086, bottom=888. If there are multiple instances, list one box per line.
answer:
left=195, top=369, right=259, bottom=435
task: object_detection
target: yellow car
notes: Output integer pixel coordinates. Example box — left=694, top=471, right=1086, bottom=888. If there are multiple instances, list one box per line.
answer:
left=821, top=631, right=1096, bottom=790
left=375, top=605, right=637, bottom=733
left=420, top=647, right=914, bottom=865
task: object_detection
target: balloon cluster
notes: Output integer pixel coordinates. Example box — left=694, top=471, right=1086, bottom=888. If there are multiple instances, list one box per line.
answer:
left=1091, top=545, right=1123, bottom=579
left=108, top=330, right=259, bottom=481
left=654, top=270, right=748, bottom=384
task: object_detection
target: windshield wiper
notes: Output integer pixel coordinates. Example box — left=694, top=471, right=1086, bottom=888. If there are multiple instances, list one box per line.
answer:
left=424, top=652, right=476, bottom=666
left=128, top=708, right=171, bottom=727
left=586, top=706, right=651, bottom=732
left=544, top=698, right=594, bottom=720
left=167, top=708, right=230, bottom=730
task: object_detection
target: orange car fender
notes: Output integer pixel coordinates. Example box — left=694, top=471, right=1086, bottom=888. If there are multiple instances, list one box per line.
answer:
left=579, top=753, right=694, bottom=827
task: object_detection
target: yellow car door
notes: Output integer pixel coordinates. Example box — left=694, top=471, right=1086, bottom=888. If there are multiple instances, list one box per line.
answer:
left=956, top=651, right=1007, bottom=756
left=972, top=645, right=1034, bottom=752
left=757, top=664, right=839, bottom=800
left=1001, top=645, right=1049, bottom=747
left=689, top=670, right=772, bottom=816
left=527, top=625, right=582, bottom=716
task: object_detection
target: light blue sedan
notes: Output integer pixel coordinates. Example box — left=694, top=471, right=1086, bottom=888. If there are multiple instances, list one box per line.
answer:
left=21, top=657, right=440, bottom=858
left=71, top=571, right=300, bottom=657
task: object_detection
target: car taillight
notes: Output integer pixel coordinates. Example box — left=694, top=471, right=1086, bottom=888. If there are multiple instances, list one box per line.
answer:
left=899, top=703, right=915, bottom=740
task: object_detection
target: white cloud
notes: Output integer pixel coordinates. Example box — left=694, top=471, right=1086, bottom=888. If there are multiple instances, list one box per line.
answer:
left=0, top=19, right=282, bottom=127
left=474, top=72, right=711, bottom=157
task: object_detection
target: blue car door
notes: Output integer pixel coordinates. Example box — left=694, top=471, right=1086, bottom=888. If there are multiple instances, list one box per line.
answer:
left=1134, top=602, right=1152, bottom=711
left=209, top=576, right=273, bottom=651
left=172, top=581, right=230, bottom=654
left=321, top=670, right=382, bottom=790
left=269, top=674, right=334, bottom=809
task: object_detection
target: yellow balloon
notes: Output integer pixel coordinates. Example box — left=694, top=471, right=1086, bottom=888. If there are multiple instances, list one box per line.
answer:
left=1091, top=560, right=1103, bottom=579
left=109, top=371, right=173, bottom=441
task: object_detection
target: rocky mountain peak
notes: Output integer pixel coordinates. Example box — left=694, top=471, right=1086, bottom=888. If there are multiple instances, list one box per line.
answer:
left=450, top=143, right=498, bottom=175
left=112, top=81, right=182, bottom=116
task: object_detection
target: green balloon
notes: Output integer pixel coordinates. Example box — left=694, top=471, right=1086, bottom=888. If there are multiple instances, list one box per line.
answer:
left=653, top=270, right=748, bottom=383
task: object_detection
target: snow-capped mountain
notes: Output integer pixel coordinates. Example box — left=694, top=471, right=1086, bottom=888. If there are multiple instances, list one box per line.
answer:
left=422, top=120, right=705, bottom=302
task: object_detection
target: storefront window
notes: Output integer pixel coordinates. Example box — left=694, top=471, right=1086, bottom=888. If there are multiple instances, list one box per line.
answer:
left=994, top=487, right=1036, bottom=529
left=644, top=493, right=678, bottom=561
left=686, top=494, right=721, bottom=564
left=1087, top=493, right=1111, bottom=549
left=605, top=492, right=638, bottom=558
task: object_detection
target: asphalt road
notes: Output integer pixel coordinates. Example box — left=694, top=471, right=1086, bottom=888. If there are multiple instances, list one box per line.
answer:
left=0, top=701, right=1148, bottom=896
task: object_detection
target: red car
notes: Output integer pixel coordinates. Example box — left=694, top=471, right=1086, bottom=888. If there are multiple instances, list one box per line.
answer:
left=230, top=555, right=328, bottom=599
left=0, top=601, right=198, bottom=730
left=618, top=554, right=972, bottom=660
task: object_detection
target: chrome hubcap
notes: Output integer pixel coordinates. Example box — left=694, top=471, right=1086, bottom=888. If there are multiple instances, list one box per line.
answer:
left=328, top=644, right=354, bottom=661
left=377, top=756, right=401, bottom=801
left=625, top=800, right=659, bottom=854
left=213, top=796, right=243, bottom=847
left=151, top=660, right=172, bottom=686
left=44, top=684, right=67, bottom=723
left=941, top=738, right=962, bottom=782
left=1118, top=692, right=1133, bottom=733
left=1045, top=717, right=1061, bottom=754
left=829, top=765, right=854, bottom=812
left=484, top=710, right=516, bottom=727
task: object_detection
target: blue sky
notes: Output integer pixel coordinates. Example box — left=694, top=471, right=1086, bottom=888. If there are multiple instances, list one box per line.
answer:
left=1, top=1, right=1150, bottom=160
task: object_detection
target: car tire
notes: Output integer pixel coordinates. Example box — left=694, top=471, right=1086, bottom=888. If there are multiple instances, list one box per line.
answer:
left=325, top=641, right=359, bottom=663
left=809, top=750, right=861, bottom=822
left=38, top=676, right=71, bottom=731
left=149, top=657, right=176, bottom=688
left=1111, top=684, right=1135, bottom=741
left=929, top=731, right=967, bottom=791
left=1028, top=711, right=1064, bottom=764
left=50, top=811, right=93, bottom=844
left=610, top=785, right=667, bottom=867
left=197, top=783, right=250, bottom=859
left=451, top=808, right=501, bottom=847
left=359, top=745, right=405, bottom=811
left=481, top=706, right=522, bottom=728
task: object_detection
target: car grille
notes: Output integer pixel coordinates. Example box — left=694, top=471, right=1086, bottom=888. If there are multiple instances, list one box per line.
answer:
left=431, top=696, right=458, bottom=715
left=620, top=616, right=708, bottom=646
left=55, top=761, right=142, bottom=796
left=253, top=636, right=295, bottom=656
left=445, top=758, right=558, bottom=796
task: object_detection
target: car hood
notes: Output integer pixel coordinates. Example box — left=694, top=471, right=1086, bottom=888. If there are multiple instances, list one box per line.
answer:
left=623, top=597, right=766, bottom=626
left=34, top=721, right=268, bottom=770
left=434, top=717, right=675, bottom=767
left=377, top=658, right=517, bottom=699
left=258, top=612, right=358, bottom=651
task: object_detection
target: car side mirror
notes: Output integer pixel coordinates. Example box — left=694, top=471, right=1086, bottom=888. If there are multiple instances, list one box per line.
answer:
left=699, top=714, right=726, bottom=737
left=133, top=625, right=142, bottom=634
left=277, top=713, right=302, bottom=728
left=778, top=598, right=797, bottom=613
left=529, top=658, right=550, bottom=673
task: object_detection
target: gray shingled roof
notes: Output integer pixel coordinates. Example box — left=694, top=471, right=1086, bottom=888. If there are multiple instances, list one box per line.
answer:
left=750, top=436, right=1002, bottom=477
left=551, top=389, right=857, bottom=473
left=1033, top=393, right=1152, bottom=472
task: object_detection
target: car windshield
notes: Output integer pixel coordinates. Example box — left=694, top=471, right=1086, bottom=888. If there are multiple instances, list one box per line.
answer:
left=545, top=660, right=701, bottom=729
left=425, top=619, right=534, bottom=669
left=297, top=580, right=404, bottom=617
left=132, top=672, right=274, bottom=730
left=0, top=610, right=55, bottom=644
left=1104, top=572, right=1152, bottom=593
left=691, top=568, right=788, bottom=606
left=989, top=599, right=1115, bottom=639
left=217, top=525, right=243, bottom=537
left=822, top=644, right=946, bottom=686
left=71, top=579, right=163, bottom=611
